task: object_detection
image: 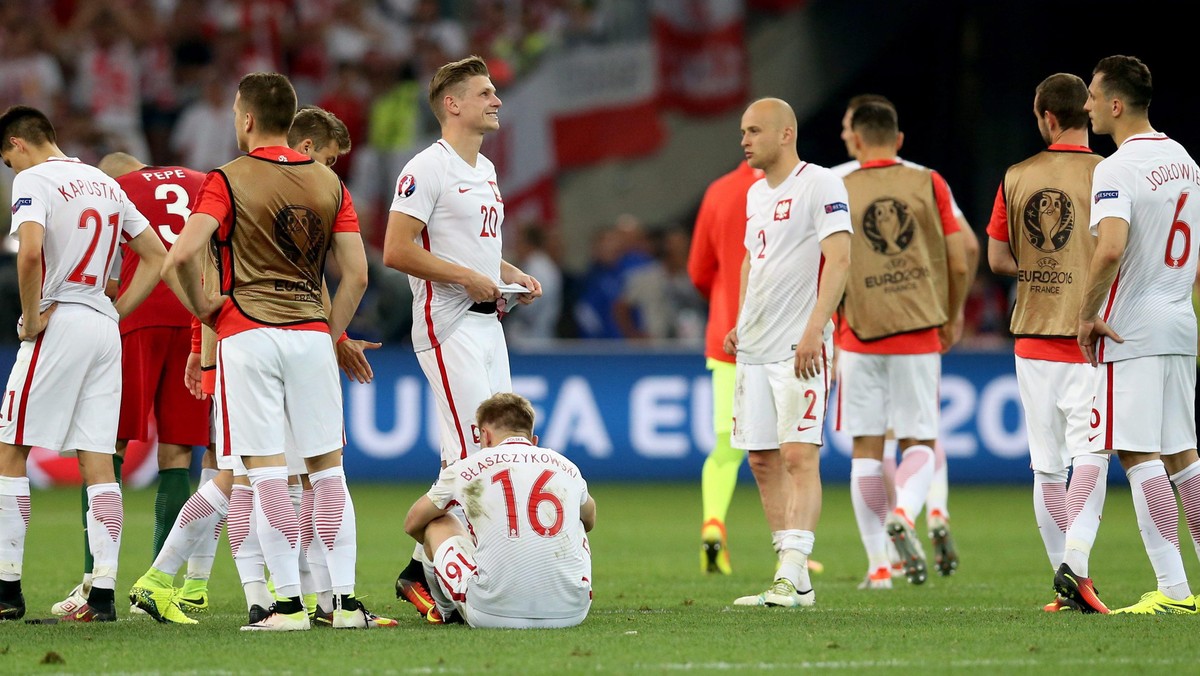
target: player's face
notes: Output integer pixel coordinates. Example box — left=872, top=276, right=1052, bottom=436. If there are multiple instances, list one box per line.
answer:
left=840, top=107, right=857, bottom=159
left=740, top=109, right=778, bottom=171
left=1033, top=99, right=1052, bottom=146
left=1, top=140, right=31, bottom=173
left=232, top=92, right=250, bottom=152
left=454, top=75, right=502, bottom=133
left=1085, top=73, right=1113, bottom=136
left=305, top=140, right=342, bottom=168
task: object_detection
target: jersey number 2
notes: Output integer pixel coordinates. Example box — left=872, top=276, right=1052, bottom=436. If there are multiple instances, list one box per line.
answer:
left=491, top=469, right=565, bottom=538
left=67, top=209, right=120, bottom=287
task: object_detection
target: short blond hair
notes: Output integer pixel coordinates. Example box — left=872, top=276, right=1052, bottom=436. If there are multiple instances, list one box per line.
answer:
left=475, top=393, right=535, bottom=437
left=428, top=55, right=490, bottom=124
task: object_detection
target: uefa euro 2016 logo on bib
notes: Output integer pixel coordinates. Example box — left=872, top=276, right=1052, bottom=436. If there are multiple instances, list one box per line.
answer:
left=1022, top=188, right=1075, bottom=253
left=274, top=204, right=327, bottom=289
left=862, top=197, right=916, bottom=255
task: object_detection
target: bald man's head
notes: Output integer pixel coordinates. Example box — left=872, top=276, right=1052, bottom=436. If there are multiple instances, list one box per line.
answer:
left=97, top=152, right=145, bottom=179
left=740, top=97, right=798, bottom=173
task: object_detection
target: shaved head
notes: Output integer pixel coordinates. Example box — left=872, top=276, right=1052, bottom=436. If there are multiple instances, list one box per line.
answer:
left=746, top=97, right=797, bottom=132
left=97, top=151, right=145, bottom=179
left=740, top=97, right=799, bottom=177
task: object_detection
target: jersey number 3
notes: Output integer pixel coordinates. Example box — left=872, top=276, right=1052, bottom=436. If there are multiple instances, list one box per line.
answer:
left=67, top=209, right=120, bottom=287
left=491, top=469, right=565, bottom=538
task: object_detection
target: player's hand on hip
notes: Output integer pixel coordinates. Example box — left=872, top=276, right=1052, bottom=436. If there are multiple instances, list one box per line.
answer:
left=462, top=270, right=501, bottom=303
left=1078, top=315, right=1122, bottom=367
left=793, top=330, right=823, bottom=379
left=337, top=338, right=382, bottom=384
left=723, top=328, right=738, bottom=355
left=17, top=302, right=57, bottom=342
left=184, top=352, right=206, bottom=400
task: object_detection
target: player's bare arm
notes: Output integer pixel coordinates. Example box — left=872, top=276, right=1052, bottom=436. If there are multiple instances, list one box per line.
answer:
left=162, top=211, right=222, bottom=325
left=403, top=495, right=448, bottom=544
left=14, top=220, right=55, bottom=341
left=383, top=210, right=499, bottom=302
left=1077, top=216, right=1128, bottom=366
left=939, top=230, right=971, bottom=353
left=316, top=276, right=380, bottom=383
left=795, top=232, right=850, bottom=379
left=328, top=231, right=369, bottom=343
left=723, top=251, right=751, bottom=355
left=500, top=259, right=542, bottom=305
left=987, top=237, right=1018, bottom=277
left=580, top=496, right=597, bottom=532
left=113, top=229, right=167, bottom=320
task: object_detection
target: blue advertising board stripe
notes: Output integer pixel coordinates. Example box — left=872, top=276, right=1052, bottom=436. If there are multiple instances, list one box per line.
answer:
left=0, top=344, right=1133, bottom=484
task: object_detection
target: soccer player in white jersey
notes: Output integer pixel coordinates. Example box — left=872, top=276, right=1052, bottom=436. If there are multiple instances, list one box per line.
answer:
left=1076, top=54, right=1200, bottom=615
left=831, top=94, right=977, bottom=579
left=725, top=98, right=851, bottom=608
left=0, top=105, right=167, bottom=622
left=404, top=392, right=595, bottom=629
left=383, top=55, right=542, bottom=620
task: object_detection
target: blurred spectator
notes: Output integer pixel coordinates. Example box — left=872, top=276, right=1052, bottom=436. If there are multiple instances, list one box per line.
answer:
left=317, top=61, right=372, bottom=180
left=613, top=228, right=706, bottom=342
left=71, top=2, right=152, bottom=160
left=505, top=223, right=564, bottom=345
left=573, top=215, right=653, bottom=339
left=0, top=20, right=64, bottom=114
left=411, top=0, right=469, bottom=58
left=961, top=273, right=1012, bottom=349
left=170, top=70, right=239, bottom=172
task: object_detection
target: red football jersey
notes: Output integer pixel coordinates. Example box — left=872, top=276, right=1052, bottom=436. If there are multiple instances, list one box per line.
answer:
left=116, top=165, right=205, bottom=333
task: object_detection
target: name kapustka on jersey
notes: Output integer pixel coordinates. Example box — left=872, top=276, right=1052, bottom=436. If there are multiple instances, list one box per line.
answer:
left=1145, top=161, right=1200, bottom=191
left=57, top=179, right=120, bottom=202
left=458, top=452, right=579, bottom=482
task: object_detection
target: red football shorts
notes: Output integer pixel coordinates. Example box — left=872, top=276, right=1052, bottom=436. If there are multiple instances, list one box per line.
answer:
left=118, top=326, right=210, bottom=445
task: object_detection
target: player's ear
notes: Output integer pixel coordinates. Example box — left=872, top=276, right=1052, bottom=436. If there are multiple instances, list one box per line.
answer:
left=894, top=130, right=905, bottom=153
left=530, top=434, right=539, bottom=446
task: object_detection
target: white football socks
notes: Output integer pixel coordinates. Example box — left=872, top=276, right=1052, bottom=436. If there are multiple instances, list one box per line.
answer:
left=1062, top=454, right=1107, bottom=577
left=1032, top=469, right=1069, bottom=570
left=850, top=458, right=890, bottom=571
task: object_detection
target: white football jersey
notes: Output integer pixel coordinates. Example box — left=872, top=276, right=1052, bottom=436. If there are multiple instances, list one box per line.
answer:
left=736, top=161, right=853, bottom=364
left=1091, top=133, right=1200, bottom=362
left=8, top=157, right=149, bottom=322
left=831, top=157, right=966, bottom=219
left=391, top=140, right=505, bottom=352
left=427, top=437, right=591, bottom=620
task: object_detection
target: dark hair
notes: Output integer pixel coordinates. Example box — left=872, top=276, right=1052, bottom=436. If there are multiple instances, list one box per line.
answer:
left=288, top=106, right=351, bottom=154
left=0, top=105, right=56, bottom=152
left=1035, top=73, right=1090, bottom=130
left=850, top=101, right=899, bottom=146
left=476, top=392, right=535, bottom=437
left=237, top=72, right=297, bottom=135
left=847, top=93, right=893, bottom=113
left=1093, top=55, right=1152, bottom=112
left=428, top=55, right=491, bottom=123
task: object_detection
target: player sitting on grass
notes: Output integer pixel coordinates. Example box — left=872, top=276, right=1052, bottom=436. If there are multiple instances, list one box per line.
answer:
left=404, top=393, right=595, bottom=628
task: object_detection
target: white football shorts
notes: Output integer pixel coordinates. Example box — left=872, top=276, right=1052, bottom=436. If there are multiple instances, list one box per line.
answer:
left=1015, top=356, right=1101, bottom=472
left=212, top=328, right=343, bottom=465
left=0, top=304, right=120, bottom=454
left=416, top=311, right=512, bottom=465
left=836, top=350, right=939, bottom=440
left=731, top=339, right=831, bottom=451
left=1095, top=355, right=1196, bottom=455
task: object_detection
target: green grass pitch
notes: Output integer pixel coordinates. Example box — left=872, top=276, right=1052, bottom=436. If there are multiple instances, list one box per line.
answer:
left=4, top=482, right=1200, bottom=673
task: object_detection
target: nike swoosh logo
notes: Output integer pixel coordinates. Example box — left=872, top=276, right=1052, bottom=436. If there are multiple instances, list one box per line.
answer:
left=1088, top=434, right=1100, bottom=442
left=458, top=187, right=470, bottom=193
left=797, top=425, right=816, bottom=432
